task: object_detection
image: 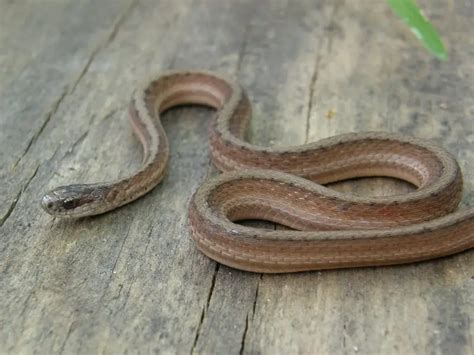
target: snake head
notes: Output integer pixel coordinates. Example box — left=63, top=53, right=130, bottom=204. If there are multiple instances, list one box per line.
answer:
left=41, top=184, right=106, bottom=217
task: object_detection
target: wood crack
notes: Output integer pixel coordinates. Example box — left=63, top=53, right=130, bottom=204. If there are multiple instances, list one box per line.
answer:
left=62, top=106, right=123, bottom=161
left=235, top=12, right=253, bottom=75
left=69, top=0, right=138, bottom=95
left=63, top=130, right=89, bottom=160
left=190, top=306, right=206, bottom=355
left=190, top=263, right=219, bottom=354
left=13, top=0, right=136, bottom=169
left=142, top=226, right=154, bottom=258
left=0, top=164, right=39, bottom=227
left=326, top=1, right=342, bottom=55
left=58, top=320, right=75, bottom=355
left=251, top=274, right=262, bottom=319
left=110, top=223, right=133, bottom=278
left=110, top=227, right=152, bottom=315
left=0, top=190, right=21, bottom=229
left=238, top=274, right=262, bottom=355
left=304, top=53, right=321, bottom=144
left=304, top=1, right=341, bottom=144
left=13, top=88, right=68, bottom=168
left=238, top=314, right=249, bottom=355
left=206, top=263, right=219, bottom=309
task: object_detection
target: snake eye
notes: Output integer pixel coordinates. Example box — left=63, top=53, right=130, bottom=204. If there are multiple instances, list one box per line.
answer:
left=62, top=198, right=76, bottom=210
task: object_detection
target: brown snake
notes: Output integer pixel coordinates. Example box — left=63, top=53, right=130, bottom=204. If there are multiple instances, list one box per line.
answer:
left=41, top=70, right=474, bottom=273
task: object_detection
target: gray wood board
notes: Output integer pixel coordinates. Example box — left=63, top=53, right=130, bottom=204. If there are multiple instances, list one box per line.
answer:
left=0, top=0, right=472, bottom=354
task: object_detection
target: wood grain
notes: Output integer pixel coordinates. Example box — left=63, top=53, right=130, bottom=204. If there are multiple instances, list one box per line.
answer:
left=0, top=0, right=472, bottom=354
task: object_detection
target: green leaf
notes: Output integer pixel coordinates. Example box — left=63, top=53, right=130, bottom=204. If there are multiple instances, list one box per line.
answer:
left=386, top=0, right=447, bottom=60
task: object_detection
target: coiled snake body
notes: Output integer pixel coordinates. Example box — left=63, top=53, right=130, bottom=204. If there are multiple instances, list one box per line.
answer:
left=41, top=70, right=474, bottom=273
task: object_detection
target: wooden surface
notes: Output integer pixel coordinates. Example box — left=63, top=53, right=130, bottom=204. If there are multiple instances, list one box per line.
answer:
left=1, top=0, right=473, bottom=354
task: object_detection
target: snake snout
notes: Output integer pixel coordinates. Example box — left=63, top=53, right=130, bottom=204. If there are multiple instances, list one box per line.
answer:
left=41, top=193, right=59, bottom=215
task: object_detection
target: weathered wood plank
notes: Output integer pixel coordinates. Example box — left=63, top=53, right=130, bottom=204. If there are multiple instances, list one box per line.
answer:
left=2, top=0, right=256, bottom=353
left=244, top=1, right=474, bottom=354
left=0, top=0, right=135, bottom=225
left=0, top=0, right=472, bottom=354
left=192, top=2, right=334, bottom=353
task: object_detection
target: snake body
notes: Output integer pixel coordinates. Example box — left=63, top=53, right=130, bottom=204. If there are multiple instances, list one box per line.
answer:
left=41, top=70, right=474, bottom=273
